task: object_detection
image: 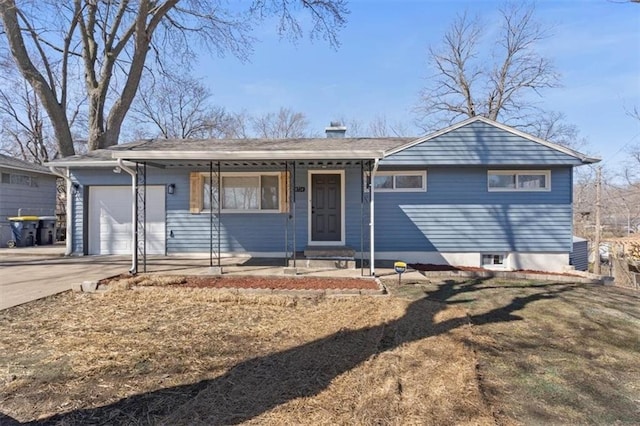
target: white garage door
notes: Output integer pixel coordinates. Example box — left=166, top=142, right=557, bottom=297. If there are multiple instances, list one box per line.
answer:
left=88, top=186, right=165, bottom=255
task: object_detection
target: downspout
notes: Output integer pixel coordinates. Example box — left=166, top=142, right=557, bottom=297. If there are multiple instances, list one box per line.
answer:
left=369, top=158, right=380, bottom=276
left=48, top=166, right=73, bottom=256
left=117, top=158, right=138, bottom=274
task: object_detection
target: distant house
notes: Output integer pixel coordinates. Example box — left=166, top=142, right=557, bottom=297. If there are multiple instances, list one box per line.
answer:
left=47, top=117, right=598, bottom=274
left=0, top=154, right=57, bottom=247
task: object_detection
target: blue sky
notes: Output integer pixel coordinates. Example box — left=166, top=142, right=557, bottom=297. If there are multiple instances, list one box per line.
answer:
left=192, top=0, right=640, bottom=169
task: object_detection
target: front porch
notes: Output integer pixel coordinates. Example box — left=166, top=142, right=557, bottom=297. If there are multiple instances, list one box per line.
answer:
left=124, top=160, right=380, bottom=276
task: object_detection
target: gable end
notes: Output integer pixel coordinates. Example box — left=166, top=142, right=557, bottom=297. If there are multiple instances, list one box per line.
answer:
left=382, top=117, right=598, bottom=166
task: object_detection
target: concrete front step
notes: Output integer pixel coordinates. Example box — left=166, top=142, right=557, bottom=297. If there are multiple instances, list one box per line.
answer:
left=288, top=258, right=356, bottom=269
left=303, top=246, right=356, bottom=258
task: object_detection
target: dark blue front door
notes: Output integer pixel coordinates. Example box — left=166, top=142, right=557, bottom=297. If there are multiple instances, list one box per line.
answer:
left=311, top=173, right=341, bottom=242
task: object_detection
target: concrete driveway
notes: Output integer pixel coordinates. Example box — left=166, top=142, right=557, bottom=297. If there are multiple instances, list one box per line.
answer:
left=0, top=247, right=391, bottom=311
left=0, top=248, right=237, bottom=310
left=0, top=255, right=131, bottom=310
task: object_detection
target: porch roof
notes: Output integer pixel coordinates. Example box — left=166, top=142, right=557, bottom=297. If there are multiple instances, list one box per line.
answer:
left=48, top=137, right=414, bottom=166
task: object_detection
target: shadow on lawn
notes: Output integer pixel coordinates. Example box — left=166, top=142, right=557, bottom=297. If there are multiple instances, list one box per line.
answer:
left=13, top=280, right=573, bottom=425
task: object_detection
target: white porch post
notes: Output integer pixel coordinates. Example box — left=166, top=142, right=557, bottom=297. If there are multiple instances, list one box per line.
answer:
left=369, top=159, right=379, bottom=276
left=117, top=159, right=137, bottom=274
left=48, top=166, right=73, bottom=256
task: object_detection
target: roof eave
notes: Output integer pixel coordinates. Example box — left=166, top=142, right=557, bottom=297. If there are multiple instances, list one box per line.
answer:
left=0, top=164, right=54, bottom=175
left=581, top=156, right=602, bottom=165
left=111, top=150, right=386, bottom=161
left=44, top=160, right=120, bottom=168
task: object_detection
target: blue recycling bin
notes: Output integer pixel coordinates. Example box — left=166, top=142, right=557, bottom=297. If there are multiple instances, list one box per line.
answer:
left=8, top=216, right=39, bottom=247
left=37, top=216, right=57, bottom=245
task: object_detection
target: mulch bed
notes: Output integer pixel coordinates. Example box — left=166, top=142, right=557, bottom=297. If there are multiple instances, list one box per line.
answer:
left=100, top=274, right=379, bottom=290
left=184, top=276, right=379, bottom=290
left=408, top=263, right=583, bottom=277
left=408, top=263, right=485, bottom=272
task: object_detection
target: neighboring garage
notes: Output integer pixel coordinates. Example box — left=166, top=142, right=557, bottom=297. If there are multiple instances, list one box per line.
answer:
left=88, top=186, right=166, bottom=255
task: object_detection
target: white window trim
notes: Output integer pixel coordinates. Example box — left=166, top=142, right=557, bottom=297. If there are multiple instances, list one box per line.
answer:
left=481, top=253, right=507, bottom=269
left=487, top=170, right=551, bottom=192
left=1, top=172, right=38, bottom=187
left=202, top=171, right=281, bottom=213
left=366, top=170, right=427, bottom=192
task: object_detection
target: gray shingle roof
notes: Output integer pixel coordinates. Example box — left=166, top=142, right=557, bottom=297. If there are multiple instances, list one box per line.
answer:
left=0, top=153, right=52, bottom=174
left=48, top=137, right=416, bottom=164
left=117, top=137, right=413, bottom=152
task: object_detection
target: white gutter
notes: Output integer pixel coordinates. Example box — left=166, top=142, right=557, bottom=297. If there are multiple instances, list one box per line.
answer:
left=48, top=166, right=73, bottom=256
left=44, top=160, right=120, bottom=168
left=369, top=158, right=380, bottom=276
left=117, top=158, right=138, bottom=274
left=111, top=150, right=385, bottom=161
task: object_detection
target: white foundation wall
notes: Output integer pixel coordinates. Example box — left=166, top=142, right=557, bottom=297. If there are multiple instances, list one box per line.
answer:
left=508, top=252, right=570, bottom=272
left=375, top=251, right=571, bottom=273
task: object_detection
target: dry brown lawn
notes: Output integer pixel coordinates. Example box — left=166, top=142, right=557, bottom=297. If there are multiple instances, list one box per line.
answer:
left=390, top=277, right=640, bottom=425
left=0, top=284, right=494, bottom=425
left=2, top=276, right=638, bottom=425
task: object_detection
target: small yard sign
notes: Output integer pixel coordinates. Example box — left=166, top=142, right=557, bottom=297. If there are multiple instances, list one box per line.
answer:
left=394, top=261, right=407, bottom=285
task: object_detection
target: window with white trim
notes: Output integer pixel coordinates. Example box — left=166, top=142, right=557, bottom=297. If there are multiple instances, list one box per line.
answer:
left=367, top=171, right=426, bottom=192
left=482, top=254, right=505, bottom=266
left=190, top=171, right=287, bottom=213
left=1, top=172, right=38, bottom=187
left=488, top=170, right=550, bottom=191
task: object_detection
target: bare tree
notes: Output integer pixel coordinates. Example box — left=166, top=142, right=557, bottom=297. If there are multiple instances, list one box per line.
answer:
left=130, top=73, right=230, bottom=139
left=0, top=79, right=52, bottom=164
left=217, top=110, right=251, bottom=139
left=527, top=111, right=589, bottom=150
left=416, top=2, right=559, bottom=130
left=251, top=107, right=310, bottom=138
left=332, top=115, right=411, bottom=137
left=367, top=114, right=411, bottom=137
left=0, top=0, right=349, bottom=155
left=621, top=144, right=640, bottom=185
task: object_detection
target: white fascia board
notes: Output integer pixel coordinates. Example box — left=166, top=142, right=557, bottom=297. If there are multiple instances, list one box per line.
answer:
left=43, top=160, right=121, bottom=168
left=111, top=150, right=385, bottom=160
left=0, top=164, right=54, bottom=176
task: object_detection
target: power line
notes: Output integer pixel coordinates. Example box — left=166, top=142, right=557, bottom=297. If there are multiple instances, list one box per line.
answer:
left=599, top=131, right=640, bottom=165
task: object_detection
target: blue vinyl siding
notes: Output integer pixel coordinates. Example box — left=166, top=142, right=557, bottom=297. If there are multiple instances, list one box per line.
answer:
left=71, top=187, right=83, bottom=254
left=374, top=166, right=573, bottom=253
left=71, top=169, right=161, bottom=254
left=70, top=165, right=371, bottom=255
left=166, top=171, right=289, bottom=253
left=287, top=165, right=368, bottom=252
left=167, top=212, right=289, bottom=253
left=69, top=162, right=574, bottom=255
left=381, top=120, right=583, bottom=166
left=570, top=238, right=589, bottom=271
left=0, top=168, right=57, bottom=247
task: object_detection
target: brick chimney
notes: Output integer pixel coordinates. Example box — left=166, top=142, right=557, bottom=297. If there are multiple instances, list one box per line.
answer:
left=325, top=121, right=347, bottom=138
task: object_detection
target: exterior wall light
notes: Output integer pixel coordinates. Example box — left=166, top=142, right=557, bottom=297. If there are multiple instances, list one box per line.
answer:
left=167, top=183, right=176, bottom=195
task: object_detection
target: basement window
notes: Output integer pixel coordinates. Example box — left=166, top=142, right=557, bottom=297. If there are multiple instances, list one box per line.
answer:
left=482, top=254, right=505, bottom=266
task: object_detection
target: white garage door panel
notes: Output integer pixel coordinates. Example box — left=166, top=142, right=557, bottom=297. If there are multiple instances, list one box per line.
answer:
left=89, top=186, right=165, bottom=255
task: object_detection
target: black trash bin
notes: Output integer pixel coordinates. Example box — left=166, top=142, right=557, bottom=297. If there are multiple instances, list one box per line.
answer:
left=37, top=216, right=57, bottom=245
left=8, top=216, right=39, bottom=247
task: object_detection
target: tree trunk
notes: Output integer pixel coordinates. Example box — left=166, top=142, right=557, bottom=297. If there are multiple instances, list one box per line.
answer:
left=0, top=0, right=75, bottom=157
